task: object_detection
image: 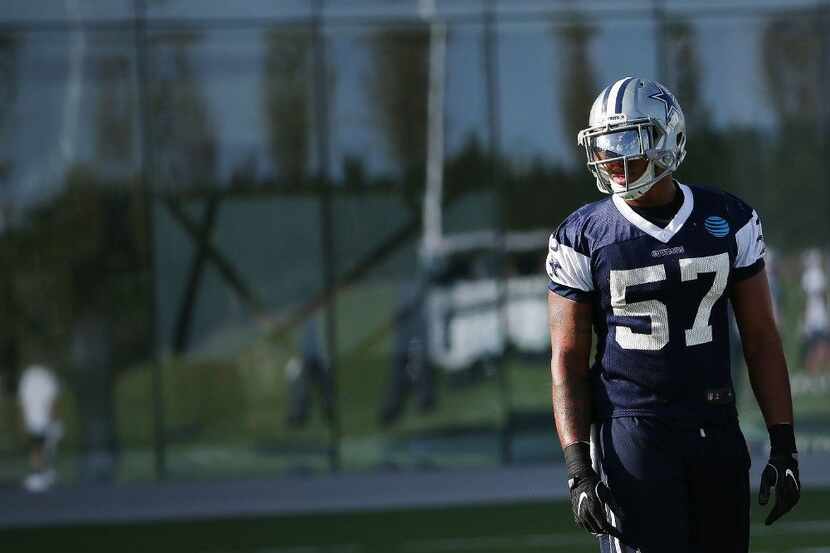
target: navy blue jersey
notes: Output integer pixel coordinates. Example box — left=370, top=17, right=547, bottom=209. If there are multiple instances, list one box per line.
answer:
left=546, top=183, right=765, bottom=423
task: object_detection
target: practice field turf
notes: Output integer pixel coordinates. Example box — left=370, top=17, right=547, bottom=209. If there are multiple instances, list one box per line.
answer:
left=4, top=487, right=830, bottom=553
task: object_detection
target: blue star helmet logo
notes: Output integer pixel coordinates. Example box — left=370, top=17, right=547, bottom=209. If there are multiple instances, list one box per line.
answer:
left=649, top=86, right=679, bottom=121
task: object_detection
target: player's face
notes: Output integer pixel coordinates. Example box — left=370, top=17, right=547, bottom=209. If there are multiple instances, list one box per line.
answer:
left=597, top=155, right=649, bottom=186
left=590, top=129, right=649, bottom=186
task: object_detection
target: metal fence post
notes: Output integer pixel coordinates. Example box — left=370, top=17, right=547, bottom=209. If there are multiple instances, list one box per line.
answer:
left=311, top=0, right=340, bottom=472
left=483, top=0, right=512, bottom=464
left=133, top=0, right=166, bottom=480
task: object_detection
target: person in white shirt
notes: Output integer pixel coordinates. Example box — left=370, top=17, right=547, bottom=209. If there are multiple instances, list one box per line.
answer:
left=801, top=250, right=830, bottom=374
left=18, top=364, right=63, bottom=492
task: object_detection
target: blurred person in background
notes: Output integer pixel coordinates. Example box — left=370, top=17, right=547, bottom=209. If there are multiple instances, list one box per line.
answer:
left=546, top=77, right=799, bottom=552
left=800, top=249, right=830, bottom=373
left=379, top=277, right=433, bottom=425
left=284, top=318, right=334, bottom=427
left=18, top=364, right=63, bottom=492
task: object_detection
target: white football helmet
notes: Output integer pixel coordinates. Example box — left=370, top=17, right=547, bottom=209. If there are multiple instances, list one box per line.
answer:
left=577, top=77, right=686, bottom=200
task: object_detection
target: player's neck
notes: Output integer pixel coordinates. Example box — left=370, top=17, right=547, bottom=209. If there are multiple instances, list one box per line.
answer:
left=624, top=175, right=677, bottom=208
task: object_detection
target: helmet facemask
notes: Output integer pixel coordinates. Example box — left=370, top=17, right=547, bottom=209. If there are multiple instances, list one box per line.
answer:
left=578, top=119, right=674, bottom=201
left=578, top=77, right=687, bottom=201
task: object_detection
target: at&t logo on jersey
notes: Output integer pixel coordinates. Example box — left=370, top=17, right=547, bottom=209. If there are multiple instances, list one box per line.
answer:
left=704, top=216, right=730, bottom=238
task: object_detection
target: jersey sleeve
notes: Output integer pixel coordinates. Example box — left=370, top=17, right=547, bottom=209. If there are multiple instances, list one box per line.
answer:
left=731, top=197, right=766, bottom=281
left=546, top=219, right=594, bottom=302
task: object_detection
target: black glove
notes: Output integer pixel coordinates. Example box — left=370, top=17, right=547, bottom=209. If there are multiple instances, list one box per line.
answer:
left=565, top=442, right=622, bottom=537
left=759, top=423, right=800, bottom=526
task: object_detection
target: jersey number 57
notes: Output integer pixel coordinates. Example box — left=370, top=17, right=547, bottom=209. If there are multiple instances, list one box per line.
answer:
left=610, top=252, right=729, bottom=351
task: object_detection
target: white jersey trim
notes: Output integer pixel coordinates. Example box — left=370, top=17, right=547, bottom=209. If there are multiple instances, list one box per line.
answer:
left=611, top=183, right=694, bottom=244
left=734, top=209, right=765, bottom=268
left=547, top=234, right=594, bottom=292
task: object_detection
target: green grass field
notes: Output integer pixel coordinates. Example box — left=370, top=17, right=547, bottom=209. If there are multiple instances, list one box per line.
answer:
left=5, top=488, right=830, bottom=553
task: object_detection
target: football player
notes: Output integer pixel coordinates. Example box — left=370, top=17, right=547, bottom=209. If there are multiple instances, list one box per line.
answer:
left=546, top=77, right=799, bottom=552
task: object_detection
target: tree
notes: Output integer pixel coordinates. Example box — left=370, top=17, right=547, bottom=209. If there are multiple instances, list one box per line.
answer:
left=0, top=33, right=19, bottom=219
left=367, top=26, right=430, bottom=208
left=660, top=18, right=727, bottom=193
left=94, top=44, right=135, bottom=166
left=663, top=19, right=707, bottom=129
left=762, top=15, right=820, bottom=127
left=555, top=10, right=597, bottom=163
left=263, top=29, right=312, bottom=187
left=148, top=31, right=217, bottom=192
left=0, top=33, right=20, bottom=397
left=759, top=13, right=826, bottom=247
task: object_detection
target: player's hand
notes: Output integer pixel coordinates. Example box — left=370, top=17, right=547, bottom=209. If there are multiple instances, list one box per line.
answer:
left=759, top=453, right=800, bottom=525
left=563, top=441, right=622, bottom=537
left=759, top=423, right=800, bottom=526
left=568, top=469, right=622, bottom=537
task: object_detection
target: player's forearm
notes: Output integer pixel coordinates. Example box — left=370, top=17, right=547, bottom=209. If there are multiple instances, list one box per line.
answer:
left=732, top=269, right=794, bottom=427
left=551, top=354, right=593, bottom=448
left=548, top=292, right=594, bottom=448
left=744, top=331, right=794, bottom=427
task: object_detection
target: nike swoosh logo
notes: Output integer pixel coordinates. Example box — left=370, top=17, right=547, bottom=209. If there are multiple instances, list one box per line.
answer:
left=578, top=491, right=589, bottom=515
left=785, top=469, right=800, bottom=491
